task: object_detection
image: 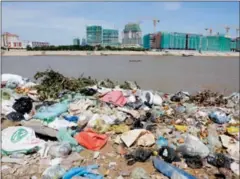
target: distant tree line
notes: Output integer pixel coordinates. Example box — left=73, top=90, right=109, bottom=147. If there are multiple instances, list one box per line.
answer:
left=26, top=45, right=146, bottom=51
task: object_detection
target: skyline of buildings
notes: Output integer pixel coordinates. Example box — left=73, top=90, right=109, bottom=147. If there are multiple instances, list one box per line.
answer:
left=1, top=32, right=50, bottom=49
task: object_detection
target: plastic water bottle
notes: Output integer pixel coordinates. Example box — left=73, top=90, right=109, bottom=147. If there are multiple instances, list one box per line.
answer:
left=153, top=157, right=197, bottom=179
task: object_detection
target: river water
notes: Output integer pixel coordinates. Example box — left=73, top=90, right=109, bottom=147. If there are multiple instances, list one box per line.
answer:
left=2, top=55, right=239, bottom=94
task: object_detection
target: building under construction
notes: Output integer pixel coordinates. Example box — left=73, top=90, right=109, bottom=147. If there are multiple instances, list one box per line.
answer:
left=86, top=26, right=119, bottom=46
left=102, top=29, right=119, bottom=46
left=86, top=26, right=102, bottom=46
left=122, top=23, right=142, bottom=47
left=143, top=31, right=238, bottom=52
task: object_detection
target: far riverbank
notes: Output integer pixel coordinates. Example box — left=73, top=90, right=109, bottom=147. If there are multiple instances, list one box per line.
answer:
left=1, top=50, right=239, bottom=57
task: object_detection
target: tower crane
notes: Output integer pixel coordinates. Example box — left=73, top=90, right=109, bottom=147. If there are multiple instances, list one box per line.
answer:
left=153, top=19, right=160, bottom=34
left=224, top=26, right=230, bottom=37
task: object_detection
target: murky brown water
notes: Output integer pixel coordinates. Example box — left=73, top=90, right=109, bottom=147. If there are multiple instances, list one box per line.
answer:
left=2, top=55, right=239, bottom=94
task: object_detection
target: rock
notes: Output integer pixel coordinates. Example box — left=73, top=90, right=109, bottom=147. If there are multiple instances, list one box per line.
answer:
left=131, top=167, right=150, bottom=179
left=119, top=170, right=131, bottom=177
left=137, top=132, right=155, bottom=147
left=231, top=162, right=240, bottom=176
left=117, top=176, right=124, bottom=179
left=109, top=162, right=117, bottom=169
left=2, top=157, right=26, bottom=165
left=93, top=152, right=100, bottom=159
left=31, top=176, right=38, bottom=179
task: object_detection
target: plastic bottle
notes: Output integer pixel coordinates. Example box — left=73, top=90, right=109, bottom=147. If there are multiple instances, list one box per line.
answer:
left=153, top=157, right=196, bottom=179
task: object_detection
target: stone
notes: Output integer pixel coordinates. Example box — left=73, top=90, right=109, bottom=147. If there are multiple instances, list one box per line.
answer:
left=93, top=152, right=100, bottom=159
left=117, top=176, right=124, bottom=179
left=131, top=167, right=150, bottom=179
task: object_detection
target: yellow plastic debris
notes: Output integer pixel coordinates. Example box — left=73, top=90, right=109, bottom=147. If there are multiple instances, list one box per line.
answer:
left=110, top=124, right=129, bottom=134
left=227, top=126, right=239, bottom=135
left=153, top=151, right=158, bottom=156
left=175, top=125, right=188, bottom=132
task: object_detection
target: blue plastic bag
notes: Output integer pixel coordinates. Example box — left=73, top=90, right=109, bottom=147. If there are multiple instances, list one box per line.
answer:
left=62, top=164, right=103, bottom=179
left=208, top=111, right=230, bottom=124
left=63, top=115, right=79, bottom=123
left=33, top=101, right=68, bottom=120
left=153, top=157, right=196, bottom=179
left=156, top=136, right=168, bottom=148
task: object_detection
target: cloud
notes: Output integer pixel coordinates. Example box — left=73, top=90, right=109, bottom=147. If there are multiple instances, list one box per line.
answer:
left=2, top=3, right=114, bottom=45
left=163, top=2, right=181, bottom=11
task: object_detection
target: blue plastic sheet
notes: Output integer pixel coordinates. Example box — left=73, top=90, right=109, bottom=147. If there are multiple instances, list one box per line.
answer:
left=153, top=157, right=196, bottom=179
left=62, top=164, right=103, bottom=179
left=33, top=101, right=68, bottom=120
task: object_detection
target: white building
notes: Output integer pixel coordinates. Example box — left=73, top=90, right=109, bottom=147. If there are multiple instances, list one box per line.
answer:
left=1, top=32, right=22, bottom=48
left=21, top=41, right=32, bottom=48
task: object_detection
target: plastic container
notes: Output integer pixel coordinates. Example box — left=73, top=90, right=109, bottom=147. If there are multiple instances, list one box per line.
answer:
left=153, top=157, right=196, bottom=179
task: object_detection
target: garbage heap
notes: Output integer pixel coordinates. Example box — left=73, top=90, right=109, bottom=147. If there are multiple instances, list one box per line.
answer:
left=1, top=71, right=240, bottom=179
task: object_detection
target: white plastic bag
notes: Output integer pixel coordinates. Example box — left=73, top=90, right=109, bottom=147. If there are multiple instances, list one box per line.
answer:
left=2, top=126, right=46, bottom=155
left=177, top=134, right=209, bottom=158
left=1, top=74, right=27, bottom=86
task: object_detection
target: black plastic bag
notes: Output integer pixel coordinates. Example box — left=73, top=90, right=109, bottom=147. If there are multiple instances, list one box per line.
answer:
left=125, top=148, right=152, bottom=165
left=80, top=88, right=97, bottom=96
left=184, top=155, right=203, bottom=169
left=6, top=112, right=25, bottom=121
left=132, top=119, right=144, bottom=129
left=207, top=154, right=233, bottom=169
left=158, top=146, right=180, bottom=163
left=13, top=97, right=33, bottom=114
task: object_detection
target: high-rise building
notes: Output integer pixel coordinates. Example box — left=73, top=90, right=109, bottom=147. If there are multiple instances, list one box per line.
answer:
left=81, top=38, right=86, bottom=46
left=122, top=23, right=142, bottom=47
left=86, top=26, right=102, bottom=46
left=73, top=38, right=80, bottom=46
left=102, top=29, right=119, bottom=46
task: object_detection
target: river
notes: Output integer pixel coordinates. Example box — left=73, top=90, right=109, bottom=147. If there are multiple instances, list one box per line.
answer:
left=2, top=55, right=239, bottom=94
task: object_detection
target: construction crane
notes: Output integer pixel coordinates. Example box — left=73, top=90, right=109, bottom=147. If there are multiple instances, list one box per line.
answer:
left=209, top=28, right=213, bottom=36
left=236, top=28, right=239, bottom=37
left=153, top=19, right=160, bottom=34
left=224, top=26, right=230, bottom=37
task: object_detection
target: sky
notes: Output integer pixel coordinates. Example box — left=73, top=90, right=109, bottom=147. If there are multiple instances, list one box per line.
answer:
left=2, top=2, right=239, bottom=45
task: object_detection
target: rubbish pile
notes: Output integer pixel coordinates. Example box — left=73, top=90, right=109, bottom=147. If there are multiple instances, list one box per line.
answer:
left=1, top=71, right=240, bottom=179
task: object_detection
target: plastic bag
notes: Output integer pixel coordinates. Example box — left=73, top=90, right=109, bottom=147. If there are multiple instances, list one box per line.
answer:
left=1, top=74, right=27, bottom=87
left=75, top=129, right=108, bottom=151
left=156, top=136, right=168, bottom=148
left=34, top=101, right=68, bottom=120
left=177, top=134, right=209, bottom=158
left=153, top=157, right=196, bottom=179
left=48, top=142, right=72, bottom=158
left=2, top=126, right=45, bottom=155
left=158, top=146, right=180, bottom=163
left=42, top=165, right=66, bottom=179
left=125, top=148, right=152, bottom=165
left=62, top=164, right=103, bottom=179
left=13, top=97, right=33, bottom=114
left=6, top=112, right=25, bottom=121
left=209, top=111, right=231, bottom=124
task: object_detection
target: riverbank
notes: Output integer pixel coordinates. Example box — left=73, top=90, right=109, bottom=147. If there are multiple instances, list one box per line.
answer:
left=1, top=50, right=239, bottom=57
